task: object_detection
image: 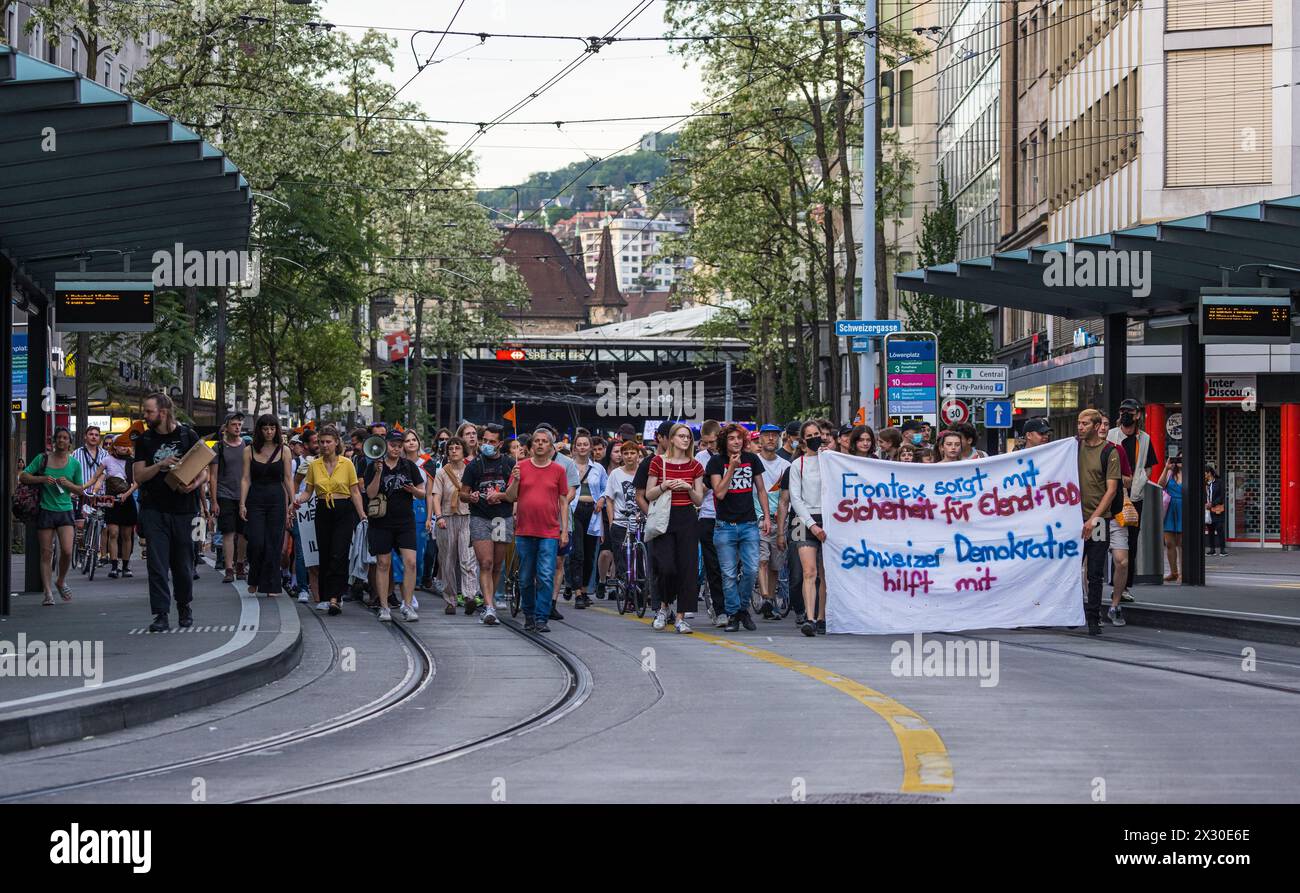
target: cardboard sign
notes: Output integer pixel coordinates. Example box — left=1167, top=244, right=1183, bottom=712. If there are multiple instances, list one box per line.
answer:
left=165, top=438, right=216, bottom=492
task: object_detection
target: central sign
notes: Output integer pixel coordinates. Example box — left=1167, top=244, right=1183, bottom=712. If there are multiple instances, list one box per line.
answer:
left=940, top=364, right=1009, bottom=397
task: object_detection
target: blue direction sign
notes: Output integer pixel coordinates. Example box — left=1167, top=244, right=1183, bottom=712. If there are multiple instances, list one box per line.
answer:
left=836, top=319, right=903, bottom=338
left=985, top=400, right=1013, bottom=429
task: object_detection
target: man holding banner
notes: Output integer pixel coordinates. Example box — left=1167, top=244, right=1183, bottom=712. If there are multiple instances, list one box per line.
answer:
left=1077, top=409, right=1122, bottom=636
left=818, top=436, right=1090, bottom=635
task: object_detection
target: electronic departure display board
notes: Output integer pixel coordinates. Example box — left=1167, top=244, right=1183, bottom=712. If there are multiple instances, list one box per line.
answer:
left=1199, top=289, right=1293, bottom=345
left=54, top=274, right=155, bottom=333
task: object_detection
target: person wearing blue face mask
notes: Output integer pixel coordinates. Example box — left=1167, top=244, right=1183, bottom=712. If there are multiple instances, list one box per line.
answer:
left=460, top=423, right=513, bottom=625
left=901, top=419, right=927, bottom=449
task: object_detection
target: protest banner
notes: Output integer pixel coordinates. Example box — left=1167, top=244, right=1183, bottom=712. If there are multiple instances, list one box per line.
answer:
left=295, top=495, right=319, bottom=568
left=819, top=438, right=1086, bottom=634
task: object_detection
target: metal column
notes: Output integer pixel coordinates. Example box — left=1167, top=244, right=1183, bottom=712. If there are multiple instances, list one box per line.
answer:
left=1180, top=323, right=1205, bottom=585
left=1, top=255, right=11, bottom=615
left=24, top=289, right=49, bottom=593
left=1103, top=313, right=1128, bottom=418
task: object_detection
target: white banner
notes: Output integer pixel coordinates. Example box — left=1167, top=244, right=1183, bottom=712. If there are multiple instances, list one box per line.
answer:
left=295, top=496, right=319, bottom=568
left=819, top=438, right=1087, bottom=635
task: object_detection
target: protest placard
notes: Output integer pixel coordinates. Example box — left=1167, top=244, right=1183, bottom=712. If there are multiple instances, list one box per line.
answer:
left=819, top=438, right=1086, bottom=634
left=295, top=496, right=319, bottom=568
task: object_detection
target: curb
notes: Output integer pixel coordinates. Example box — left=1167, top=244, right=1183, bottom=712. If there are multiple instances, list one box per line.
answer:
left=0, top=595, right=303, bottom=754
left=1124, top=603, right=1300, bottom=647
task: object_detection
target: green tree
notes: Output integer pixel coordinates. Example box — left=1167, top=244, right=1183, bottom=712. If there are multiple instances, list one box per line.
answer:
left=900, top=178, right=994, bottom=365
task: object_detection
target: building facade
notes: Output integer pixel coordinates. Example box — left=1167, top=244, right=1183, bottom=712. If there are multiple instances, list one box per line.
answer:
left=996, top=0, right=1299, bottom=546
left=2, top=1, right=152, bottom=87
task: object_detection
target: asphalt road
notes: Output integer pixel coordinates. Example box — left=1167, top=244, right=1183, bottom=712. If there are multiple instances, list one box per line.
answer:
left=5, top=590, right=1300, bottom=804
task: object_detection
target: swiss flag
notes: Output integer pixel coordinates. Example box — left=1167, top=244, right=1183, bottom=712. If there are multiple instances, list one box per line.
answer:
left=385, top=330, right=411, bottom=361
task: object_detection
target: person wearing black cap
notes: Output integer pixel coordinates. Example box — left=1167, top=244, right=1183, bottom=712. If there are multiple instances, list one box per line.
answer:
left=1022, top=417, right=1051, bottom=448
left=363, top=431, right=426, bottom=622
left=778, top=422, right=800, bottom=461
left=1106, top=398, right=1158, bottom=603
left=209, top=411, right=248, bottom=584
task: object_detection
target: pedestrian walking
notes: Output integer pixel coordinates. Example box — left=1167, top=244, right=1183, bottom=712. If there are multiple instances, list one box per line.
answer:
left=19, top=427, right=86, bottom=605
left=297, top=426, right=366, bottom=616
left=102, top=434, right=139, bottom=579
left=433, top=436, right=478, bottom=614
left=240, top=414, right=294, bottom=597
left=646, top=423, right=705, bottom=634
left=209, top=412, right=249, bottom=583
left=504, top=427, right=570, bottom=633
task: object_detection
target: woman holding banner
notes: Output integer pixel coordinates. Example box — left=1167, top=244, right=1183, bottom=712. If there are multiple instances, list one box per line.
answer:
left=788, top=420, right=828, bottom=637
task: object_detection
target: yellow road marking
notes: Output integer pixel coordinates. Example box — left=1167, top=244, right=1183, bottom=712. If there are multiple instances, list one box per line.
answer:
left=591, top=607, right=953, bottom=794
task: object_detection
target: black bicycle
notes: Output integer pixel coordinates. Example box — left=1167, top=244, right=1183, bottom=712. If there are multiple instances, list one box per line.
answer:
left=609, top=511, right=651, bottom=618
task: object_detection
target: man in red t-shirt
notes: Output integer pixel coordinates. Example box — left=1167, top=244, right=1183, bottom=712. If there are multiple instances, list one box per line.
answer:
left=505, top=428, right=571, bottom=632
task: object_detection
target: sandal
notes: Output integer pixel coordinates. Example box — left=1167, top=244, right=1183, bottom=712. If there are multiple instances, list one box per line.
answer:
left=58, top=583, right=73, bottom=602
left=42, top=592, right=55, bottom=606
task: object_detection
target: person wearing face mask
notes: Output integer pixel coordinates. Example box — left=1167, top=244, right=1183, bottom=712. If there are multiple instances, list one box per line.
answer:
left=1106, top=399, right=1159, bottom=603
left=901, top=420, right=927, bottom=451
left=787, top=420, right=828, bottom=636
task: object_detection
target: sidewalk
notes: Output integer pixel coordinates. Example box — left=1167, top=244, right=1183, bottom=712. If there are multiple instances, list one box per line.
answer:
left=0, top=556, right=301, bottom=753
left=1125, top=548, right=1300, bottom=645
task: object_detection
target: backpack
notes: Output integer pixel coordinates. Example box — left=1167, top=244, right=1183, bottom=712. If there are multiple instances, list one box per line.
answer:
left=13, top=453, right=48, bottom=524
left=1099, top=443, right=1121, bottom=520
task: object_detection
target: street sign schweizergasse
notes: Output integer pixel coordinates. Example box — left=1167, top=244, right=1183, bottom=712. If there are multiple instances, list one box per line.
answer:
left=940, top=364, right=1009, bottom=397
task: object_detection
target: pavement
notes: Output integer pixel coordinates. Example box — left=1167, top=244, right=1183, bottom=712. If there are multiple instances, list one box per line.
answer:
left=0, top=555, right=301, bottom=752
left=1124, top=548, right=1300, bottom=645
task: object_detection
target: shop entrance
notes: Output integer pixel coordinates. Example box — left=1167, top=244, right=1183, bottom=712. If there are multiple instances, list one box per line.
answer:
left=1207, top=406, right=1281, bottom=546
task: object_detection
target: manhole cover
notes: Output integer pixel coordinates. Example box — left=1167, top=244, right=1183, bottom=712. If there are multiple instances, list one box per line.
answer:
left=775, top=792, right=945, bottom=804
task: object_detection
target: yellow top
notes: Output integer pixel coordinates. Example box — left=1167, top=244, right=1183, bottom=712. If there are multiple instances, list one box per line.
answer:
left=304, top=455, right=357, bottom=507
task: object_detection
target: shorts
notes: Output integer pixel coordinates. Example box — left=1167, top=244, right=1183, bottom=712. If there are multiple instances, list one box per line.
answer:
left=105, top=497, right=138, bottom=526
left=1107, top=520, right=1129, bottom=550
left=791, top=513, right=823, bottom=549
left=217, top=497, right=246, bottom=535
left=759, top=526, right=786, bottom=567
left=36, top=509, right=76, bottom=529
left=469, top=514, right=513, bottom=544
left=369, top=522, right=417, bottom=555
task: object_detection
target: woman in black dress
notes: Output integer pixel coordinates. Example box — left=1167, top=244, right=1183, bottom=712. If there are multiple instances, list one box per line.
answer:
left=240, top=415, right=295, bottom=596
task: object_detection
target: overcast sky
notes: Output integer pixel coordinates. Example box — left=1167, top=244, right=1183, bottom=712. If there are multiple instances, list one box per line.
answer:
left=320, top=0, right=706, bottom=188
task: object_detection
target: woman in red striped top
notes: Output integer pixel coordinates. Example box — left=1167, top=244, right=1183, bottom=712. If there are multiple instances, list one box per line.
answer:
left=645, top=423, right=705, bottom=633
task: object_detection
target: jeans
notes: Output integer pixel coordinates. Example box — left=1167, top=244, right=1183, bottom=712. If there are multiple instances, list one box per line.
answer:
left=714, top=520, right=759, bottom=617
left=1083, top=538, right=1108, bottom=628
left=139, top=508, right=195, bottom=616
left=517, top=535, right=558, bottom=623
left=697, top=517, right=725, bottom=616
left=393, top=498, right=428, bottom=584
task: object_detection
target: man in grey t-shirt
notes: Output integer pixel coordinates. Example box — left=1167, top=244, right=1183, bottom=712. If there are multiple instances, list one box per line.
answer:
left=209, top=412, right=248, bottom=582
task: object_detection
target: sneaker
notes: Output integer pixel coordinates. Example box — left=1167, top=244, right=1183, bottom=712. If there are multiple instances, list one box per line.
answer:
left=549, top=606, right=564, bottom=621
left=482, top=606, right=499, bottom=625
left=388, top=594, right=401, bottom=609
left=122, top=566, right=134, bottom=578
left=801, top=620, right=816, bottom=637
left=400, top=603, right=418, bottom=622
left=724, top=616, right=740, bottom=632
left=1088, top=624, right=1102, bottom=636
left=595, top=582, right=606, bottom=600
left=223, top=569, right=235, bottom=583
left=315, top=601, right=331, bottom=613
left=714, top=613, right=730, bottom=628
left=684, top=612, right=694, bottom=619
left=1120, top=591, right=1134, bottom=603
left=107, top=566, right=120, bottom=579
left=328, top=601, right=342, bottom=616
left=675, top=619, right=693, bottom=634
left=178, top=606, right=193, bottom=628
left=666, top=609, right=676, bottom=625
left=535, top=622, right=551, bottom=633
left=653, top=608, right=668, bottom=630
left=760, top=600, right=774, bottom=620
left=816, top=619, right=826, bottom=635
left=738, top=610, right=757, bottom=631
left=411, top=595, right=419, bottom=611
left=148, top=612, right=170, bottom=632
left=1109, top=606, right=1127, bottom=627
left=562, top=587, right=573, bottom=601
left=575, top=594, right=590, bottom=610
left=378, top=606, right=393, bottom=622
left=795, top=612, right=807, bottom=626
left=298, top=591, right=310, bottom=604
left=524, top=616, right=537, bottom=632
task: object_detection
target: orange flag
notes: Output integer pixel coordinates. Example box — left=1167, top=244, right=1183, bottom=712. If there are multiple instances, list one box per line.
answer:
left=503, top=404, right=517, bottom=425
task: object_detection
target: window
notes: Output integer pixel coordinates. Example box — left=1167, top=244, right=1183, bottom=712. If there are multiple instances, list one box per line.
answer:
left=29, top=21, right=42, bottom=55
left=899, top=70, right=913, bottom=127
left=1167, top=0, right=1269, bottom=30
left=1167, top=47, right=1271, bottom=186
left=103, top=56, right=112, bottom=85
left=119, top=65, right=128, bottom=92
left=46, top=30, right=58, bottom=64
left=5, top=9, right=15, bottom=47
left=880, top=71, right=895, bottom=129
left=70, top=36, right=78, bottom=72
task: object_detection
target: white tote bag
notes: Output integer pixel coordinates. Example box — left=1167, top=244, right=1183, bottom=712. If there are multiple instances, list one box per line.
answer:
left=643, top=489, right=673, bottom=541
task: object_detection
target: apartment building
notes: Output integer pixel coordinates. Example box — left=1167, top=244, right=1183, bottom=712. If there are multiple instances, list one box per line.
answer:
left=577, top=215, right=689, bottom=293
left=2, top=1, right=153, bottom=88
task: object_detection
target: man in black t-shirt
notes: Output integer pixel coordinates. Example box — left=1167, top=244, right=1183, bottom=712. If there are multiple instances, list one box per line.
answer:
left=460, top=423, right=515, bottom=621
left=706, top=424, right=771, bottom=632
left=364, top=432, right=425, bottom=622
left=132, top=392, right=207, bottom=632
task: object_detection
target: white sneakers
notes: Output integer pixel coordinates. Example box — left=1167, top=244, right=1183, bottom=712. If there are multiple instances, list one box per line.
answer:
left=314, top=601, right=330, bottom=613
left=653, top=607, right=668, bottom=630
left=378, top=606, right=393, bottom=622
left=400, top=602, right=419, bottom=623
left=481, top=605, right=499, bottom=625
left=675, top=619, right=693, bottom=634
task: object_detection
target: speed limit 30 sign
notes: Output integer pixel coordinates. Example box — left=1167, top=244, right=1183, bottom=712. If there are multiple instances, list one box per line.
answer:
left=941, top=398, right=970, bottom=426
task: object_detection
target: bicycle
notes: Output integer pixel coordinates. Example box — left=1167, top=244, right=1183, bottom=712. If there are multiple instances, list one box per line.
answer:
left=609, top=511, right=651, bottom=618
left=504, top=546, right=522, bottom=618
left=78, top=497, right=112, bottom=582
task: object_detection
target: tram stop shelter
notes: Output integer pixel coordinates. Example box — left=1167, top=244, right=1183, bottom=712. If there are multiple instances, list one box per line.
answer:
left=0, top=46, right=253, bottom=614
left=896, top=194, right=1300, bottom=587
